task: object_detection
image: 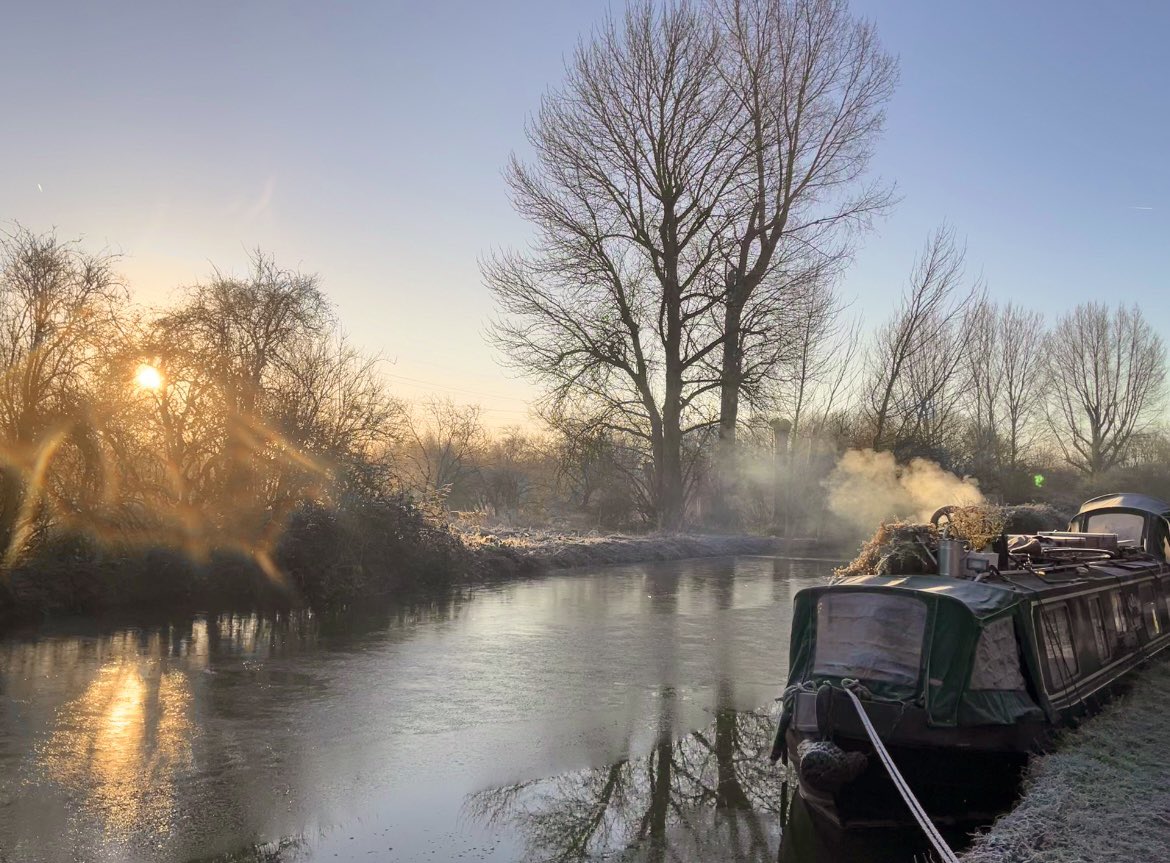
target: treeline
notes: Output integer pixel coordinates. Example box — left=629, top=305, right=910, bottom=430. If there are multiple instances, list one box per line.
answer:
left=405, top=229, right=1170, bottom=537
left=1, top=209, right=1166, bottom=619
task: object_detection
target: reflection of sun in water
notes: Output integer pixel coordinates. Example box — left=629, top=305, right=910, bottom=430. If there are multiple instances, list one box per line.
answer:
left=40, top=658, right=195, bottom=840
left=134, top=363, right=163, bottom=391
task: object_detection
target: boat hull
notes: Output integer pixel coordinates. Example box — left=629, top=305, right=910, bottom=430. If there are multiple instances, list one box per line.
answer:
left=787, top=726, right=1027, bottom=828
left=782, top=687, right=1047, bottom=828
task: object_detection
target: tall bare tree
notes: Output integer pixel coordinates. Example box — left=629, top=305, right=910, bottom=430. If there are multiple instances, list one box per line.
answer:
left=772, top=279, right=854, bottom=444
left=963, top=300, right=1046, bottom=476
left=998, top=303, right=1046, bottom=469
left=866, top=225, right=977, bottom=453
left=1046, top=303, right=1166, bottom=475
left=488, top=0, right=894, bottom=529
left=712, top=0, right=896, bottom=450
left=486, top=2, right=742, bottom=529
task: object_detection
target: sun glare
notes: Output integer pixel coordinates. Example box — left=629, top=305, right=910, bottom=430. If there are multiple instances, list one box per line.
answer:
left=134, top=363, right=163, bottom=391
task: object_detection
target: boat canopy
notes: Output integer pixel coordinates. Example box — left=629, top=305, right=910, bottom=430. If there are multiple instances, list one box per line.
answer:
left=1069, top=494, right=1170, bottom=558
left=1075, top=493, right=1170, bottom=518
left=786, top=575, right=1044, bottom=727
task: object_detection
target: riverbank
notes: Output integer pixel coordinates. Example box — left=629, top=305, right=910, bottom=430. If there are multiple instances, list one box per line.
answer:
left=465, top=528, right=816, bottom=580
left=0, top=497, right=820, bottom=623
left=961, top=659, right=1170, bottom=863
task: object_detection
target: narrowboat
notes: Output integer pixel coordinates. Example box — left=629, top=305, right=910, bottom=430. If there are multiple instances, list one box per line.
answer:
left=772, top=493, right=1170, bottom=828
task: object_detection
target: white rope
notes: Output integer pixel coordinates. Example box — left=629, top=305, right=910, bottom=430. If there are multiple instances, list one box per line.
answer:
left=842, top=687, right=960, bottom=863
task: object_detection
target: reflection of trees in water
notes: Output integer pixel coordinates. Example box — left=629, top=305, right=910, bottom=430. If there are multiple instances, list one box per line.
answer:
left=466, top=705, right=786, bottom=862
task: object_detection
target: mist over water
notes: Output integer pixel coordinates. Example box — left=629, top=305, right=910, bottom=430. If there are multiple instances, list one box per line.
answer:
left=825, top=448, right=984, bottom=535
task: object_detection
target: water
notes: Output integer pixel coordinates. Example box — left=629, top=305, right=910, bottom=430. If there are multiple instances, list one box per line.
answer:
left=0, top=556, right=959, bottom=862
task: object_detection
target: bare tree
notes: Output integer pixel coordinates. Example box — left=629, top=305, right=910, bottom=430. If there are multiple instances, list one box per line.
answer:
left=1046, top=303, right=1166, bottom=475
left=998, top=304, right=1047, bottom=469
left=268, top=334, right=403, bottom=493
left=487, top=0, right=894, bottom=529
left=486, top=2, right=742, bottom=529
left=146, top=253, right=335, bottom=514
left=402, top=398, right=487, bottom=506
left=899, top=308, right=969, bottom=459
left=712, top=0, right=897, bottom=451
left=962, top=300, right=1046, bottom=476
left=0, top=226, right=127, bottom=560
left=866, top=225, right=978, bottom=452
left=772, top=279, right=855, bottom=444
left=154, top=252, right=329, bottom=418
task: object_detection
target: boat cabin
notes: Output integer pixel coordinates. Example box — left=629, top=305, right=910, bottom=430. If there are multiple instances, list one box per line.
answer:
left=1065, top=492, right=1170, bottom=559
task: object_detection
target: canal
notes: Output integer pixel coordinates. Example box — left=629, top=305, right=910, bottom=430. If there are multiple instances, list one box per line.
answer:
left=0, top=556, right=964, bottom=862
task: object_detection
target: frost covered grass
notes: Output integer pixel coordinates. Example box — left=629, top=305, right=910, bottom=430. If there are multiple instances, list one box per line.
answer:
left=961, top=659, right=1170, bottom=863
left=460, top=527, right=797, bottom=579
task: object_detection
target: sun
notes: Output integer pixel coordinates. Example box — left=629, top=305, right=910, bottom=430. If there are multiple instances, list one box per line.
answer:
left=134, top=363, right=163, bottom=391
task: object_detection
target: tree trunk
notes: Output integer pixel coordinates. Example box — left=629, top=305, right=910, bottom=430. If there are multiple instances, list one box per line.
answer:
left=658, top=397, right=685, bottom=531
left=713, top=283, right=746, bottom=528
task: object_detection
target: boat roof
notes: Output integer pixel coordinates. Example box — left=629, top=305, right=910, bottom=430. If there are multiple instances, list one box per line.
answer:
left=817, top=559, right=1169, bottom=617
left=812, top=574, right=1024, bottom=617
left=1076, top=493, right=1170, bottom=518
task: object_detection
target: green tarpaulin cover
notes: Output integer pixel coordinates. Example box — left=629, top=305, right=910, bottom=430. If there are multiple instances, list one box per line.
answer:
left=787, top=575, right=1045, bottom=727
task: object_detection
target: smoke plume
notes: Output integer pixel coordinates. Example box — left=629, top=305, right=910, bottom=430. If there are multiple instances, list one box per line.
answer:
left=825, top=448, right=984, bottom=535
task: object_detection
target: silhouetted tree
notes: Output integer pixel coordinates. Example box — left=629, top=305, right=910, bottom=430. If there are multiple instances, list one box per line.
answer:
left=1046, top=303, right=1166, bottom=475
left=0, top=226, right=127, bottom=562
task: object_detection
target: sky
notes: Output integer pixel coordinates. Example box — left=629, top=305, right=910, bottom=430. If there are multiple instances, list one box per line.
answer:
left=2, top=1, right=1167, bottom=426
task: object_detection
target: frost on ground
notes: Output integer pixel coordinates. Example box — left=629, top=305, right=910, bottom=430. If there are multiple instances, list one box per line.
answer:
left=456, top=525, right=793, bottom=579
left=961, top=660, right=1170, bottom=863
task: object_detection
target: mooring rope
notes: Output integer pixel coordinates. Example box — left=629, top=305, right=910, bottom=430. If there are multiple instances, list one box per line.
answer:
left=841, top=687, right=959, bottom=863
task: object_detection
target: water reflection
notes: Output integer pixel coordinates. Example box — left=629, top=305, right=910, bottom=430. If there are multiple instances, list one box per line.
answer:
left=39, top=660, right=196, bottom=837
left=466, top=702, right=787, bottom=862
left=0, top=557, right=833, bottom=862
left=467, top=701, right=962, bottom=863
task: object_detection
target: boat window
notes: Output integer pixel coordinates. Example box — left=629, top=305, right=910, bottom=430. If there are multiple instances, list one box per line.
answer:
left=969, top=617, right=1025, bottom=690
left=1087, top=596, right=1110, bottom=661
left=1084, top=511, right=1145, bottom=546
left=1140, top=584, right=1160, bottom=636
left=1156, top=518, right=1170, bottom=559
left=1040, top=605, right=1078, bottom=684
left=1110, top=591, right=1129, bottom=635
left=812, top=593, right=927, bottom=686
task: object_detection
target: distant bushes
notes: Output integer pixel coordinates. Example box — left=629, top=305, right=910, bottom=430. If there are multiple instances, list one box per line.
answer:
left=1002, top=503, right=1069, bottom=534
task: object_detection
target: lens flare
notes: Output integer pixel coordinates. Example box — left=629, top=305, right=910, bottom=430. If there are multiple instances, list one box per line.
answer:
left=134, top=363, right=163, bottom=391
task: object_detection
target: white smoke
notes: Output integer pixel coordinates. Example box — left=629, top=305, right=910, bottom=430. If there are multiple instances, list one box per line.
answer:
left=825, top=448, right=984, bottom=535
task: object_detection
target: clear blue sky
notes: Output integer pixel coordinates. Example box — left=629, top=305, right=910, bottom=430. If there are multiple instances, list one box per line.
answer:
left=2, top=1, right=1167, bottom=424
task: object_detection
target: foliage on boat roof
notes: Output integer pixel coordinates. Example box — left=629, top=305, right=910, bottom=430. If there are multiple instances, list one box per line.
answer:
left=1077, top=493, right=1170, bottom=518
left=807, top=574, right=1024, bottom=618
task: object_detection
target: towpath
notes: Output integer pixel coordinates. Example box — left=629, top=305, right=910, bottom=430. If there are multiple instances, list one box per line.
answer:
left=961, top=660, right=1170, bottom=862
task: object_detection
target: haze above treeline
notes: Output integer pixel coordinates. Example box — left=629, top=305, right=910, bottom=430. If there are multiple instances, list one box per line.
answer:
left=1, top=0, right=1168, bottom=570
